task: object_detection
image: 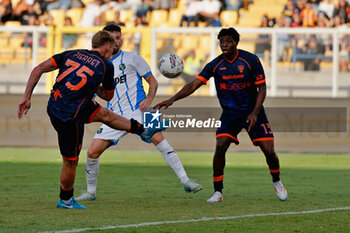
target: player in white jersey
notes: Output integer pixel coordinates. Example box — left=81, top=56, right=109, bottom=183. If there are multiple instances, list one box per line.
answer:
left=76, top=24, right=202, bottom=201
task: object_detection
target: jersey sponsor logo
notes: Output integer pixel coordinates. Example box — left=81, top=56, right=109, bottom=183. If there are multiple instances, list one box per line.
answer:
left=96, top=128, right=103, bottom=134
left=219, top=67, right=227, bottom=70
left=238, top=65, right=244, bottom=73
left=119, top=63, right=126, bottom=70
left=219, top=82, right=251, bottom=90
left=222, top=74, right=244, bottom=80
left=256, top=74, right=264, bottom=80
left=51, top=89, right=62, bottom=101
left=115, top=74, right=126, bottom=84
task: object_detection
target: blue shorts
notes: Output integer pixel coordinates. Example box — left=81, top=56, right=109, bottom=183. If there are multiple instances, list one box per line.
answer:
left=216, top=107, right=274, bottom=146
left=48, top=101, right=101, bottom=160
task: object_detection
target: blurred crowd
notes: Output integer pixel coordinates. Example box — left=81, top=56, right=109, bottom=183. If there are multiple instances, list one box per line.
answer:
left=0, top=0, right=348, bottom=71
left=0, top=0, right=251, bottom=27
left=256, top=0, right=350, bottom=72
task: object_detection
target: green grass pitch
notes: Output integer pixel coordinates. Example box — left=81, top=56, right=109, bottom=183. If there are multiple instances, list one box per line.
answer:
left=1, top=147, right=350, bottom=233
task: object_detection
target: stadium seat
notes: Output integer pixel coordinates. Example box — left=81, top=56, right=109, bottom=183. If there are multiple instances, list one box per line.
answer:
left=65, top=8, right=84, bottom=26
left=48, top=9, right=65, bottom=26
left=120, top=9, right=134, bottom=25
left=220, top=10, right=238, bottom=27
left=103, top=9, right=116, bottom=24
left=168, top=8, right=183, bottom=27
left=149, top=10, right=168, bottom=27
left=4, top=21, right=21, bottom=27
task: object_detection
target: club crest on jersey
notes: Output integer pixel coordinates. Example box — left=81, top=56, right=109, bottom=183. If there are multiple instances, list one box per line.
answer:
left=119, top=63, right=126, bottom=70
left=96, top=128, right=103, bottom=134
left=238, top=65, right=244, bottom=73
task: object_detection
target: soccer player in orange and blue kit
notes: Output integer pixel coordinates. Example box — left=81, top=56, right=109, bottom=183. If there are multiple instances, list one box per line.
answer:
left=17, top=30, right=163, bottom=209
left=155, top=27, right=287, bottom=202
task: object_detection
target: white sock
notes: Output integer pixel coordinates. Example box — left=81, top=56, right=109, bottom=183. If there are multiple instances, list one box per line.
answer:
left=86, top=157, right=99, bottom=195
left=156, top=139, right=189, bottom=185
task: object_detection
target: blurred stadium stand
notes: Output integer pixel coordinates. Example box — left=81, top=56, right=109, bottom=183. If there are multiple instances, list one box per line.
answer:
left=0, top=0, right=349, bottom=97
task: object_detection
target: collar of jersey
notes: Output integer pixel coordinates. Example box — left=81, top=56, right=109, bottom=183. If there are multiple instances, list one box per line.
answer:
left=110, top=50, right=123, bottom=62
left=223, top=50, right=239, bottom=63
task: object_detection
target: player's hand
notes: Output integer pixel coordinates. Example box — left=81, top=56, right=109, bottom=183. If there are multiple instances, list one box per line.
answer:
left=153, top=98, right=174, bottom=109
left=17, top=97, right=31, bottom=119
left=139, top=98, right=152, bottom=112
left=246, top=112, right=258, bottom=132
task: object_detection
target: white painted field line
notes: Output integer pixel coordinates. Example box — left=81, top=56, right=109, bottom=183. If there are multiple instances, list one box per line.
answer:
left=42, top=206, right=350, bottom=233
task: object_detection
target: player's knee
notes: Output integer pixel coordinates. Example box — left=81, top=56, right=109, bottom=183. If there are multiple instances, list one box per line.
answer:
left=87, top=147, right=101, bottom=159
left=151, top=132, right=164, bottom=145
left=63, top=158, right=79, bottom=167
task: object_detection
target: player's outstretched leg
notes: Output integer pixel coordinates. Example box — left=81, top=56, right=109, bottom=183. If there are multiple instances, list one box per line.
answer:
left=151, top=133, right=202, bottom=193
left=259, top=140, right=287, bottom=201
left=207, top=136, right=231, bottom=203
left=141, top=120, right=169, bottom=143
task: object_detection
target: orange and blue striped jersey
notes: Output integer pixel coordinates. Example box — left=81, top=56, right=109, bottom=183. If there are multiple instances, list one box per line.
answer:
left=196, top=49, right=266, bottom=112
left=48, top=49, right=115, bottom=122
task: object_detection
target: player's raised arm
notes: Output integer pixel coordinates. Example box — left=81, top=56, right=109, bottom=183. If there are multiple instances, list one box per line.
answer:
left=17, top=58, right=57, bottom=119
left=140, top=74, right=158, bottom=111
left=154, top=78, right=203, bottom=109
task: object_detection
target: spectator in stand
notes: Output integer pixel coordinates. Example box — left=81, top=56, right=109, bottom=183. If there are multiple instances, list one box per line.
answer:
left=71, top=0, right=84, bottom=8
left=294, top=0, right=305, bottom=15
left=35, top=0, right=54, bottom=15
left=316, top=13, right=332, bottom=53
left=109, top=10, right=126, bottom=26
left=153, top=0, right=174, bottom=11
left=282, top=0, right=295, bottom=22
left=100, top=0, right=118, bottom=12
left=11, top=0, right=28, bottom=22
left=339, top=36, right=350, bottom=72
left=133, top=15, right=146, bottom=53
left=318, top=0, right=334, bottom=20
left=333, top=15, right=349, bottom=72
left=135, top=0, right=154, bottom=23
left=193, top=0, right=222, bottom=27
left=114, top=0, right=141, bottom=18
left=62, top=16, right=78, bottom=49
left=21, top=3, right=39, bottom=25
left=276, top=15, right=292, bottom=61
left=291, top=12, right=302, bottom=27
left=0, top=0, right=13, bottom=24
left=224, top=0, right=243, bottom=24
left=300, top=0, right=318, bottom=27
left=47, top=0, right=71, bottom=12
left=225, top=0, right=243, bottom=11
left=309, top=0, right=320, bottom=12
left=179, top=0, right=201, bottom=27
left=181, top=49, right=203, bottom=83
left=80, top=0, right=103, bottom=27
left=300, top=35, right=325, bottom=71
left=255, top=14, right=272, bottom=59
left=333, top=0, right=350, bottom=23
left=308, top=36, right=325, bottom=71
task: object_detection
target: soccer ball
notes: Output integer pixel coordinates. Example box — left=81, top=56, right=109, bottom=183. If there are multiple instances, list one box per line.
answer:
left=158, top=53, right=184, bottom=79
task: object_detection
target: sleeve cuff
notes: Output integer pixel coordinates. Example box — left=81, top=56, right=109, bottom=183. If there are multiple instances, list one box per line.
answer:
left=196, top=75, right=208, bottom=85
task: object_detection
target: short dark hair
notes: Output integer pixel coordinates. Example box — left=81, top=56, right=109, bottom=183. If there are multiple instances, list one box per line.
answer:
left=103, top=23, right=122, bottom=33
left=217, top=27, right=240, bottom=43
left=91, top=30, right=115, bottom=48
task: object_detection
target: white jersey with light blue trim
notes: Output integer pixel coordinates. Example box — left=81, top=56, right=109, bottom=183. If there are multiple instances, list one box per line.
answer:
left=107, top=50, right=151, bottom=115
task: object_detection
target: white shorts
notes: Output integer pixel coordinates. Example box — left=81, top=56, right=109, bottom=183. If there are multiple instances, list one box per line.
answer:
left=93, top=109, right=143, bottom=145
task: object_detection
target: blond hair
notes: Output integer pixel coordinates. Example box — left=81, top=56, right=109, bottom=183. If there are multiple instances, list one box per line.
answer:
left=91, top=30, right=115, bottom=49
